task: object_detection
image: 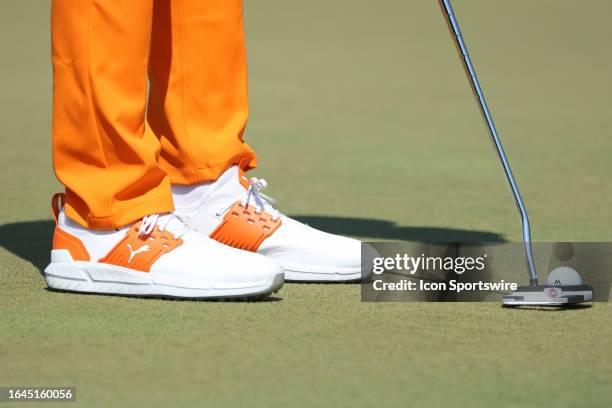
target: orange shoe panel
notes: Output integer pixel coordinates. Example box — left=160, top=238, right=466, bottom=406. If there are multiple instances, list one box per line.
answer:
left=50, top=192, right=90, bottom=261
left=52, top=226, right=90, bottom=261
left=210, top=202, right=281, bottom=252
left=51, top=192, right=66, bottom=222
left=99, top=223, right=183, bottom=272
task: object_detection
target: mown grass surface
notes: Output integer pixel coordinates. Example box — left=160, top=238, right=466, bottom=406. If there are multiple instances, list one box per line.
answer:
left=1, top=1, right=611, bottom=407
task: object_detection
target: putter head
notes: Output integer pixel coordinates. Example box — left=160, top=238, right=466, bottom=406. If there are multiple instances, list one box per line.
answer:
left=502, top=284, right=594, bottom=306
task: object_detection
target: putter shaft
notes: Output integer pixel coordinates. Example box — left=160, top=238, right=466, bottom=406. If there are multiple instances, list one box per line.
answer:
left=438, top=0, right=538, bottom=285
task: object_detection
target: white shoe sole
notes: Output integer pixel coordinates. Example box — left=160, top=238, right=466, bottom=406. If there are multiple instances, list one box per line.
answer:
left=279, top=244, right=378, bottom=282
left=44, top=260, right=284, bottom=300
left=279, top=252, right=376, bottom=282
left=283, top=267, right=363, bottom=282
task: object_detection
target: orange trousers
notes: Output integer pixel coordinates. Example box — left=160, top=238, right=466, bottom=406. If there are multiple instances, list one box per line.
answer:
left=51, top=0, right=257, bottom=229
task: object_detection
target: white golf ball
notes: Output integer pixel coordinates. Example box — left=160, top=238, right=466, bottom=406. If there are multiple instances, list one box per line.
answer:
left=545, top=267, right=583, bottom=286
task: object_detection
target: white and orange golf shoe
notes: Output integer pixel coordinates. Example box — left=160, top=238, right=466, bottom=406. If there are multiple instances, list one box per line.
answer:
left=172, top=166, right=367, bottom=282
left=44, top=194, right=284, bottom=299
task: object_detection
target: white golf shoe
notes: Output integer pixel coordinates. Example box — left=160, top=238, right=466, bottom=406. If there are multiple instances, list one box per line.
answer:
left=172, top=166, right=366, bottom=282
left=45, top=194, right=284, bottom=299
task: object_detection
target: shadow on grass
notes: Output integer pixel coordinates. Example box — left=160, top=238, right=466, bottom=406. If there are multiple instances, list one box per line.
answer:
left=0, top=220, right=54, bottom=274
left=0, top=218, right=506, bottom=276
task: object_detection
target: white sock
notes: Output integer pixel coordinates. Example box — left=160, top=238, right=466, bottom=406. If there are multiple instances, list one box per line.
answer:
left=171, top=165, right=242, bottom=209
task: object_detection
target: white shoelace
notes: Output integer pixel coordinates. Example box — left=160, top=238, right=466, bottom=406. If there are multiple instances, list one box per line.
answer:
left=138, top=213, right=188, bottom=239
left=218, top=177, right=281, bottom=220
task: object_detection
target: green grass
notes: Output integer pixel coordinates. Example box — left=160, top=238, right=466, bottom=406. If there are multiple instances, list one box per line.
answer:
left=1, top=1, right=611, bottom=407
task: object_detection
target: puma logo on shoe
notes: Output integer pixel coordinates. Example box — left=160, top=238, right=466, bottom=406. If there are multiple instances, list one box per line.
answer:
left=127, top=243, right=150, bottom=263
left=98, top=221, right=183, bottom=272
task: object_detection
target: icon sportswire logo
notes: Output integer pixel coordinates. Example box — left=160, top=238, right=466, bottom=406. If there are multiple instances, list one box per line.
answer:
left=127, top=244, right=150, bottom=263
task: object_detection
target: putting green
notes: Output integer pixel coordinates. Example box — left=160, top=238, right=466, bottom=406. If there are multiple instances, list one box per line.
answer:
left=1, top=1, right=611, bottom=407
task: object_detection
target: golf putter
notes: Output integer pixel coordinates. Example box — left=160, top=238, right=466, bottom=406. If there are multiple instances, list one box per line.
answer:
left=437, top=0, right=593, bottom=306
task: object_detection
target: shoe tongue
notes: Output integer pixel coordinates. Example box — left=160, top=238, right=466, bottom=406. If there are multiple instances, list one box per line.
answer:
left=216, top=165, right=281, bottom=217
left=160, top=213, right=180, bottom=227
left=154, top=213, right=188, bottom=235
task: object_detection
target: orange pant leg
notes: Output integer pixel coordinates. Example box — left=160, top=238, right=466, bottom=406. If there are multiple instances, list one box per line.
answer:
left=148, top=0, right=257, bottom=185
left=51, top=0, right=174, bottom=228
